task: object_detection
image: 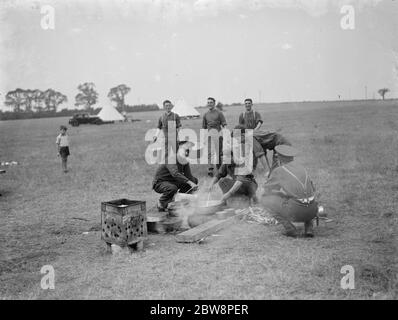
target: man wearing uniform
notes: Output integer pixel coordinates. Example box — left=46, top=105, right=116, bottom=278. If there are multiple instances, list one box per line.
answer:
left=152, top=140, right=198, bottom=212
left=153, top=100, right=181, bottom=162
left=202, top=97, right=227, bottom=177
left=261, top=145, right=317, bottom=238
left=239, top=98, right=263, bottom=130
left=209, top=129, right=258, bottom=205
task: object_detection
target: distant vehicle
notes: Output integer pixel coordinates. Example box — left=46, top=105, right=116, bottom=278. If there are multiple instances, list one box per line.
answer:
left=68, top=113, right=110, bottom=126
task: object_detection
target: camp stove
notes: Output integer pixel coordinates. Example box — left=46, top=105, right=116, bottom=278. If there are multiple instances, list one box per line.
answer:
left=101, top=199, right=147, bottom=252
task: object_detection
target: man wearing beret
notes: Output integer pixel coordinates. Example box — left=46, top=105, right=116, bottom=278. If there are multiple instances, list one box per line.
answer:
left=152, top=140, right=198, bottom=212
left=261, top=145, right=318, bottom=237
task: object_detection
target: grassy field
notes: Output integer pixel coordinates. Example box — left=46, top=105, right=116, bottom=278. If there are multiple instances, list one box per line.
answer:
left=0, top=100, right=397, bottom=299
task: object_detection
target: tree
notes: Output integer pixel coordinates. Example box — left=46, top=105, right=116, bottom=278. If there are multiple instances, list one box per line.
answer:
left=4, top=88, right=26, bottom=112
left=31, top=89, right=45, bottom=112
left=43, top=89, right=67, bottom=112
left=378, top=88, right=390, bottom=100
left=107, top=84, right=131, bottom=112
left=24, top=89, right=35, bottom=112
left=75, top=82, right=98, bottom=110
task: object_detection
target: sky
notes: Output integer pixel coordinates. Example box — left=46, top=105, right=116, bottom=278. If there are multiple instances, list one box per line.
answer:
left=0, top=0, right=397, bottom=110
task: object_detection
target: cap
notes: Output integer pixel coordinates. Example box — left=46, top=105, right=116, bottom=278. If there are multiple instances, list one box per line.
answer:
left=275, top=145, right=298, bottom=157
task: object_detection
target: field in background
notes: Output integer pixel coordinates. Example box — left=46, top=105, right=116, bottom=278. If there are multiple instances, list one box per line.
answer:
left=0, top=100, right=397, bottom=299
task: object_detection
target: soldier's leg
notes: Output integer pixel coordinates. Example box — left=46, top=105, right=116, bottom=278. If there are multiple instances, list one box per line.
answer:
left=153, top=181, right=178, bottom=210
left=207, top=133, right=215, bottom=175
left=292, top=201, right=317, bottom=237
left=261, top=195, right=297, bottom=237
left=216, top=135, right=223, bottom=171
left=304, top=220, right=314, bottom=237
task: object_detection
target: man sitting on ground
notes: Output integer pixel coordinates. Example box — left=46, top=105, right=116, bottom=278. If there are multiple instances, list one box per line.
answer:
left=152, top=140, right=198, bottom=212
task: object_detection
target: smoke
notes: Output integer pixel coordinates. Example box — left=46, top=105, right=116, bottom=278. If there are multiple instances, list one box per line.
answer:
left=174, top=179, right=224, bottom=228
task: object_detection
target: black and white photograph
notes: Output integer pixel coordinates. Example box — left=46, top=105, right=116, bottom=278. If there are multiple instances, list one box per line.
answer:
left=0, top=0, right=397, bottom=303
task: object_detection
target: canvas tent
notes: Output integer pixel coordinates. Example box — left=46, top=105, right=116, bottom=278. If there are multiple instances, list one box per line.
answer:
left=172, top=98, right=200, bottom=119
left=97, top=104, right=125, bottom=122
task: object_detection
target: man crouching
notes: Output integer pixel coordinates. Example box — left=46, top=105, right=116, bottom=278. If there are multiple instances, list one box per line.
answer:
left=208, top=127, right=258, bottom=206
left=261, top=145, right=317, bottom=238
left=152, top=140, right=198, bottom=212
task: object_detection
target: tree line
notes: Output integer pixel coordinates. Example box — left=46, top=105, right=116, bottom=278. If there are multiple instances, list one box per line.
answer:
left=2, top=83, right=160, bottom=114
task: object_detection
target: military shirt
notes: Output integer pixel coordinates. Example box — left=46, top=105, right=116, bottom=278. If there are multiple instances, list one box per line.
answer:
left=263, top=162, right=315, bottom=200
left=152, top=163, right=195, bottom=187
left=239, top=110, right=262, bottom=129
left=202, top=109, right=227, bottom=131
left=157, top=111, right=181, bottom=131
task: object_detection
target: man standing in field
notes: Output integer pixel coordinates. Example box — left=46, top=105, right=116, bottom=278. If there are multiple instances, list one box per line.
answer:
left=239, top=98, right=263, bottom=130
left=153, top=100, right=181, bottom=162
left=261, top=145, right=317, bottom=238
left=56, top=125, right=70, bottom=173
left=152, top=140, right=198, bottom=212
left=202, top=97, right=227, bottom=177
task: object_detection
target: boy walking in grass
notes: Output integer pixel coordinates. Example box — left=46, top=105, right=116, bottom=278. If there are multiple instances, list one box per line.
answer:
left=56, top=125, right=70, bottom=173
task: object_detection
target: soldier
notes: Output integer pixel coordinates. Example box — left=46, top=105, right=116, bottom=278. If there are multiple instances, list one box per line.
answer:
left=261, top=145, right=318, bottom=238
left=209, top=128, right=258, bottom=205
left=153, top=100, right=181, bottom=162
left=202, top=97, right=227, bottom=177
left=238, top=98, right=263, bottom=130
left=152, top=140, right=198, bottom=212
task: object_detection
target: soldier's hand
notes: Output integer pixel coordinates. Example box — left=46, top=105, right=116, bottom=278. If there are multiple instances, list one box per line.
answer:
left=188, top=181, right=198, bottom=191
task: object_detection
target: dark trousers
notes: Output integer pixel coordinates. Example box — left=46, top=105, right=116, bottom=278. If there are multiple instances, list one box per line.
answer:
left=207, top=132, right=223, bottom=172
left=153, top=178, right=198, bottom=208
left=261, top=195, right=317, bottom=233
left=218, top=177, right=258, bottom=200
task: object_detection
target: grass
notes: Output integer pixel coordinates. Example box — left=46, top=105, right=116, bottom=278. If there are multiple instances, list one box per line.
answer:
left=0, top=100, right=397, bottom=299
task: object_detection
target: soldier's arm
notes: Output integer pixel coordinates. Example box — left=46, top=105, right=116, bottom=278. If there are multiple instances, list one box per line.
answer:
left=202, top=114, right=207, bottom=129
left=175, top=114, right=182, bottom=130
left=238, top=113, right=244, bottom=125
left=219, top=112, right=227, bottom=127
left=221, top=180, right=243, bottom=202
left=165, top=164, right=189, bottom=184
left=254, top=112, right=263, bottom=130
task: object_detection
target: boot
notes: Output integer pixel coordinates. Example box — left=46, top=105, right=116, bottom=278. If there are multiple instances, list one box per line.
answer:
left=304, top=220, right=314, bottom=238
left=278, top=218, right=298, bottom=238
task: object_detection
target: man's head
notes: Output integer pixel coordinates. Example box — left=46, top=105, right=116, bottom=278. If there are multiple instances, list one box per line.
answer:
left=207, top=97, right=216, bottom=110
left=163, top=100, right=174, bottom=113
left=244, top=98, right=253, bottom=112
left=60, top=125, right=67, bottom=134
left=274, top=145, right=298, bottom=165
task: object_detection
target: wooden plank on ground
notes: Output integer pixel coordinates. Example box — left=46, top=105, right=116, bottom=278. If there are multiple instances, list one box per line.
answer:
left=176, top=208, right=248, bottom=243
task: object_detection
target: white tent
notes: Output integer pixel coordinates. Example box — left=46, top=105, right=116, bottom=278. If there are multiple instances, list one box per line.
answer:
left=97, top=104, right=125, bottom=122
left=172, top=98, right=200, bottom=119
